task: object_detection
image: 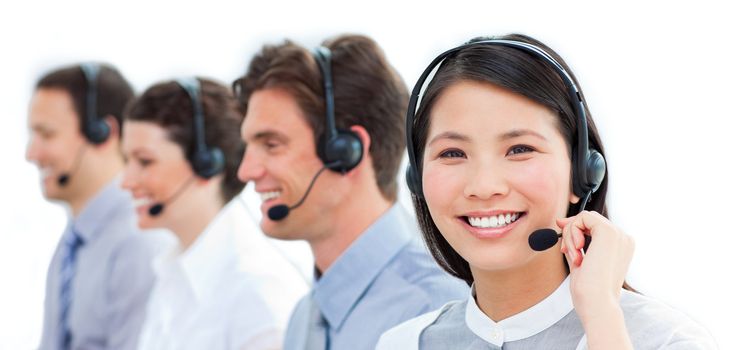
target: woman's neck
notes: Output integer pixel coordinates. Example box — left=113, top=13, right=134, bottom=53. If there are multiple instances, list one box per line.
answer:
left=168, top=195, right=224, bottom=251
left=471, top=251, right=568, bottom=322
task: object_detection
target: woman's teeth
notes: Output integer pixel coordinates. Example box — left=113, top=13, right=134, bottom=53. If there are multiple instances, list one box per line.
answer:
left=467, top=213, right=521, bottom=228
left=260, top=191, right=281, bottom=201
left=133, top=198, right=153, bottom=207
left=40, top=167, right=53, bottom=177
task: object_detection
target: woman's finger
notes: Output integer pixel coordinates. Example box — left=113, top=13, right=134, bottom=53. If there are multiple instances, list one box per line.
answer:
left=560, top=217, right=577, bottom=266
left=570, top=222, right=584, bottom=266
left=567, top=211, right=609, bottom=237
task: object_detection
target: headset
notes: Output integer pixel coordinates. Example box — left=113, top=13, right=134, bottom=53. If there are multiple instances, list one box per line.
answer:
left=405, top=39, right=606, bottom=209
left=79, top=63, right=111, bottom=144
left=174, top=77, right=225, bottom=179
left=312, top=46, right=363, bottom=173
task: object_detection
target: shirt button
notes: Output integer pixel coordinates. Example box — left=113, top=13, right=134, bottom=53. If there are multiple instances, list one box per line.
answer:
left=491, top=329, right=500, bottom=339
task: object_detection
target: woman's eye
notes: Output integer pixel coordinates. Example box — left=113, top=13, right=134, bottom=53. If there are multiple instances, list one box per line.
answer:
left=507, top=145, right=535, bottom=156
left=139, top=158, right=154, bottom=167
left=438, top=149, right=465, bottom=158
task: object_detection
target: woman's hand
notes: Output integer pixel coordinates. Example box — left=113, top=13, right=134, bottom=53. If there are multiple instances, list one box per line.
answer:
left=557, top=210, right=635, bottom=349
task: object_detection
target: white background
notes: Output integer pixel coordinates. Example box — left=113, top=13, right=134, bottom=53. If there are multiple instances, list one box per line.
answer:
left=1, top=0, right=730, bottom=348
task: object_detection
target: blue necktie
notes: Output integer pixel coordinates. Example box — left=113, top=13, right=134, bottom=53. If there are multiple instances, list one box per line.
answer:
left=305, top=297, right=329, bottom=350
left=59, top=227, right=84, bottom=350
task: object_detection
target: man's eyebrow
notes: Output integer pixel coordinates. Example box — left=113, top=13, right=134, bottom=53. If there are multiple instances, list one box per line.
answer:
left=250, top=130, right=289, bottom=142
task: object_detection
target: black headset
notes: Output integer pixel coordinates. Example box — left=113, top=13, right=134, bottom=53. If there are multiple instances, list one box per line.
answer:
left=405, top=39, right=606, bottom=206
left=174, top=77, right=225, bottom=179
left=79, top=63, right=111, bottom=144
left=312, top=46, right=363, bottom=173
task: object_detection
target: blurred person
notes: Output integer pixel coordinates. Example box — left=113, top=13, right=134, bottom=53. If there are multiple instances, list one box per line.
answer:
left=26, top=63, right=167, bottom=350
left=122, top=77, right=308, bottom=350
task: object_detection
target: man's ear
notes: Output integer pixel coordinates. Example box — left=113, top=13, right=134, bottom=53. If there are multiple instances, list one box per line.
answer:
left=349, top=124, right=370, bottom=158
left=98, top=115, right=120, bottom=148
left=104, top=114, right=122, bottom=143
left=342, top=124, right=371, bottom=176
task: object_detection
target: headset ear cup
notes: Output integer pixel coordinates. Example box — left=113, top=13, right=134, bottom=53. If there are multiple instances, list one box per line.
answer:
left=405, top=165, right=423, bottom=198
left=586, top=149, right=606, bottom=194
left=321, top=129, right=363, bottom=173
left=85, top=119, right=110, bottom=144
left=193, top=147, right=225, bottom=179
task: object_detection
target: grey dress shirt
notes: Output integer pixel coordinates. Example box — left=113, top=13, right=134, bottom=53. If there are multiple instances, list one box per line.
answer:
left=379, top=277, right=717, bottom=349
left=283, top=204, right=467, bottom=350
left=39, top=179, right=169, bottom=350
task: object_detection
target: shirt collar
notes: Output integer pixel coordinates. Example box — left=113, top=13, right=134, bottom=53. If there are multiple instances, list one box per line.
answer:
left=313, top=204, right=416, bottom=331
left=153, top=199, right=240, bottom=302
left=465, top=277, right=573, bottom=347
left=71, top=176, right=131, bottom=243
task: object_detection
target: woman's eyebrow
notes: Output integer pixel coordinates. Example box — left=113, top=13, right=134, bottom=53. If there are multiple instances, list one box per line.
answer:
left=427, top=131, right=470, bottom=147
left=499, top=129, right=547, bottom=141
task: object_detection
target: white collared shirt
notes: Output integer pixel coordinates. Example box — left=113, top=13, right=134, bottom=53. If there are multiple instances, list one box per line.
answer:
left=464, top=277, right=573, bottom=347
left=137, top=199, right=310, bottom=350
left=378, top=277, right=717, bottom=349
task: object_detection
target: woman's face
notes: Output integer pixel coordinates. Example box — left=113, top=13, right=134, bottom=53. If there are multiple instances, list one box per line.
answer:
left=121, top=120, right=196, bottom=229
left=422, top=80, right=578, bottom=273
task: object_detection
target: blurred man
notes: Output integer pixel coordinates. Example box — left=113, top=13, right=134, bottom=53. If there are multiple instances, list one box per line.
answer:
left=26, top=63, right=167, bottom=350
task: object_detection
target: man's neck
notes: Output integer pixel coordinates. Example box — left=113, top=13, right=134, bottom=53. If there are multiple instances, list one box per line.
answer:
left=69, top=157, right=123, bottom=217
left=310, top=192, right=393, bottom=273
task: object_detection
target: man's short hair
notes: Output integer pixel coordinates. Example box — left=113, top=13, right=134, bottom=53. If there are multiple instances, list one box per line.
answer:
left=234, top=34, right=408, bottom=201
left=36, top=63, right=134, bottom=138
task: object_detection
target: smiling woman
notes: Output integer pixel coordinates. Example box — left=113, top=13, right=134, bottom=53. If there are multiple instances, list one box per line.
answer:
left=119, top=78, right=309, bottom=350
left=377, top=34, right=717, bottom=349
left=122, top=79, right=244, bottom=236
left=424, top=80, right=578, bottom=268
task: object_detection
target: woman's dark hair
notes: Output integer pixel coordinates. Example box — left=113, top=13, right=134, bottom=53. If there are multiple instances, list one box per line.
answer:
left=125, top=78, right=245, bottom=203
left=412, top=34, right=632, bottom=291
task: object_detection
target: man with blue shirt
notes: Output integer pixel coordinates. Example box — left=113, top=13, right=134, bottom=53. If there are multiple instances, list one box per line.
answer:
left=26, top=63, right=167, bottom=350
left=234, top=34, right=467, bottom=350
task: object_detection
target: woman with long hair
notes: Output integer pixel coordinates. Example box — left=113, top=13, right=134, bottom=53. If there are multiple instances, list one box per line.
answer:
left=378, top=34, right=715, bottom=349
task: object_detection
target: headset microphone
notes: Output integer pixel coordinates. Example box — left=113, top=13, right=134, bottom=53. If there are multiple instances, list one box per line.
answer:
left=529, top=229, right=562, bottom=251
left=58, top=63, right=108, bottom=187
left=57, top=145, right=87, bottom=187
left=528, top=228, right=592, bottom=252
left=267, top=47, right=363, bottom=221
left=528, top=191, right=594, bottom=252
left=267, top=163, right=334, bottom=221
left=148, top=176, right=196, bottom=217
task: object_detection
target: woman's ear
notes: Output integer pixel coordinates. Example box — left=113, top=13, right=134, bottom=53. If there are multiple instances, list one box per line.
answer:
left=570, top=192, right=581, bottom=204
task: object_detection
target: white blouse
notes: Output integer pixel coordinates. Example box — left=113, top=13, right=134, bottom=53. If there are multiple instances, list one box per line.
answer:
left=377, top=278, right=717, bottom=349
left=137, top=199, right=310, bottom=350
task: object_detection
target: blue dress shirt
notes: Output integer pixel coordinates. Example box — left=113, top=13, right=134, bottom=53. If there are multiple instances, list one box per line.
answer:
left=283, top=204, right=467, bottom=350
left=39, top=178, right=170, bottom=350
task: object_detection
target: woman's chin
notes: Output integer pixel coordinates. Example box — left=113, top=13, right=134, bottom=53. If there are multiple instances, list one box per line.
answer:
left=462, top=245, right=533, bottom=273
left=136, top=217, right=161, bottom=230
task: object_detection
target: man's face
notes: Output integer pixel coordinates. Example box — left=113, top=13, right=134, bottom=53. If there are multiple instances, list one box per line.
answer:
left=238, top=88, right=344, bottom=241
left=26, top=88, right=87, bottom=202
